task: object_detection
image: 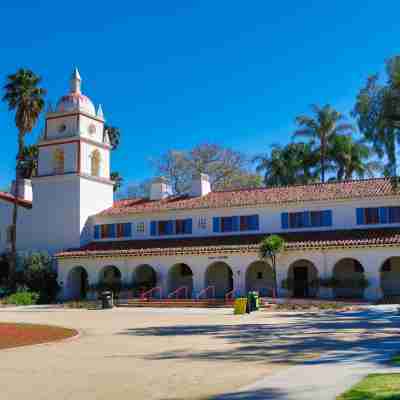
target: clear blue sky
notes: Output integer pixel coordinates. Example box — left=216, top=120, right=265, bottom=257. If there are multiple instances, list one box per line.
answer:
left=0, top=0, right=399, bottom=189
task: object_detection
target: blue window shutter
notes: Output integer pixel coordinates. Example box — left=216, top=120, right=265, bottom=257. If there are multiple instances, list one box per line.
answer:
left=166, top=220, right=174, bottom=235
left=232, top=216, right=239, bottom=232
left=281, top=213, right=289, bottom=229
left=356, top=208, right=364, bottom=225
left=213, top=217, right=221, bottom=232
left=150, top=221, right=157, bottom=236
left=109, top=224, right=116, bottom=238
left=249, top=215, right=259, bottom=230
left=185, top=218, right=192, bottom=234
left=322, top=210, right=332, bottom=226
left=94, top=225, right=100, bottom=239
left=123, top=223, right=132, bottom=237
left=379, top=207, right=388, bottom=224
left=303, top=211, right=310, bottom=227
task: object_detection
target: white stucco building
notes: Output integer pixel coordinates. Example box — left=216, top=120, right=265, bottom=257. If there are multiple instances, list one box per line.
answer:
left=1, top=70, right=400, bottom=302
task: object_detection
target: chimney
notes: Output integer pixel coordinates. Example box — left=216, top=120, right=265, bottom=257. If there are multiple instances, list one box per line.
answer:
left=190, top=173, right=211, bottom=197
left=150, top=177, right=172, bottom=201
left=11, top=179, right=33, bottom=202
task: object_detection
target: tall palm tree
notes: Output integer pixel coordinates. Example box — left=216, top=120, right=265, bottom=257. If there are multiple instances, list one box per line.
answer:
left=328, top=135, right=381, bottom=180
left=254, top=142, right=318, bottom=187
left=104, top=125, right=120, bottom=150
left=17, top=144, right=39, bottom=178
left=293, top=104, right=353, bottom=182
left=2, top=69, right=46, bottom=279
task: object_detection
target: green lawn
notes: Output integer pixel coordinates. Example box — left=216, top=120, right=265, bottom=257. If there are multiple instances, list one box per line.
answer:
left=337, top=374, right=400, bottom=400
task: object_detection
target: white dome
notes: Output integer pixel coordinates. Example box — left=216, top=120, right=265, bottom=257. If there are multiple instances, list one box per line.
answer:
left=56, top=92, right=96, bottom=115
left=55, top=68, right=96, bottom=116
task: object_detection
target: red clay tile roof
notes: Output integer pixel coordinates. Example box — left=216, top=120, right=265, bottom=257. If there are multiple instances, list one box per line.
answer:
left=0, top=191, right=32, bottom=208
left=99, top=178, right=400, bottom=216
left=56, top=228, right=400, bottom=258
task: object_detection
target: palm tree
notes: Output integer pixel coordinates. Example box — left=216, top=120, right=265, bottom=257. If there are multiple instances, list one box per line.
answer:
left=2, top=69, right=46, bottom=279
left=328, top=135, right=381, bottom=180
left=293, top=104, right=353, bottom=182
left=110, top=171, right=123, bottom=193
left=17, top=144, right=39, bottom=178
left=254, top=142, right=318, bottom=187
left=104, top=125, right=120, bottom=150
left=259, top=235, right=285, bottom=298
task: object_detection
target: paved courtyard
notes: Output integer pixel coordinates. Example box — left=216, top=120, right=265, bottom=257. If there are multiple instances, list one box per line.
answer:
left=0, top=305, right=399, bottom=400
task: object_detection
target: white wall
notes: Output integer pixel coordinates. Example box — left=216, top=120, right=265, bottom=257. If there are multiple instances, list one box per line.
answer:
left=91, top=196, right=400, bottom=242
left=57, top=245, right=399, bottom=301
left=80, top=142, right=110, bottom=179
left=38, top=142, right=78, bottom=176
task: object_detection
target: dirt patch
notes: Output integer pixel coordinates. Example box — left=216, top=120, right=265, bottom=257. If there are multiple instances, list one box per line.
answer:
left=0, top=323, right=77, bottom=349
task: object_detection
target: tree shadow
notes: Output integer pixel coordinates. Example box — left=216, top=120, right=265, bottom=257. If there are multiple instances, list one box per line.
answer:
left=117, top=309, right=400, bottom=368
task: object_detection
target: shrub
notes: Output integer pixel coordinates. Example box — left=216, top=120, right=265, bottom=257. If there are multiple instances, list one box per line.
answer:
left=15, top=252, right=60, bottom=304
left=4, top=290, right=39, bottom=305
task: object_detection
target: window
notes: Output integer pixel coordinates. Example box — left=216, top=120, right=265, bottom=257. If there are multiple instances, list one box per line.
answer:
left=389, top=207, right=400, bottom=223
left=357, top=206, right=400, bottom=225
left=150, top=219, right=192, bottom=236
left=198, top=217, right=207, bottom=230
left=365, top=208, right=379, bottom=224
left=91, top=149, right=101, bottom=177
left=213, top=215, right=259, bottom=233
left=53, top=148, right=64, bottom=174
left=136, top=222, right=145, bottom=233
left=289, top=212, right=305, bottom=229
left=95, top=223, right=131, bottom=239
left=282, top=210, right=332, bottom=229
left=6, top=225, right=14, bottom=244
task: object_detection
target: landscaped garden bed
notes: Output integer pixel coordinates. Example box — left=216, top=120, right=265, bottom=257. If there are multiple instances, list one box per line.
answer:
left=337, top=373, right=400, bottom=399
left=0, top=323, right=77, bottom=349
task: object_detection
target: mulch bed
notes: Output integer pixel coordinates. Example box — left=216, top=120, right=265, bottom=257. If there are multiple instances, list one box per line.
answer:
left=0, top=323, right=78, bottom=350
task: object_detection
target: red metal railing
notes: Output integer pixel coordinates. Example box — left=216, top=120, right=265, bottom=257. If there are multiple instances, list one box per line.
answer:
left=141, top=286, right=162, bottom=300
left=168, top=286, right=188, bottom=299
left=225, top=289, right=235, bottom=300
left=197, top=285, right=215, bottom=299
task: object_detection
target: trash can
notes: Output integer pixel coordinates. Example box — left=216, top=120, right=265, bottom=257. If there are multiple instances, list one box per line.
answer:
left=246, top=292, right=259, bottom=313
left=253, top=291, right=260, bottom=310
left=101, top=291, right=113, bottom=309
left=234, top=298, right=247, bottom=315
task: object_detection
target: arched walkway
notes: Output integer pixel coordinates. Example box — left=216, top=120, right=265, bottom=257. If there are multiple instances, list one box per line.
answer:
left=67, top=266, right=88, bottom=300
left=98, top=265, right=122, bottom=294
left=381, top=257, right=400, bottom=297
left=288, top=260, right=319, bottom=298
left=133, top=264, right=157, bottom=296
left=168, top=263, right=193, bottom=298
left=205, top=262, right=233, bottom=298
left=333, top=258, right=366, bottom=299
left=246, top=261, right=273, bottom=297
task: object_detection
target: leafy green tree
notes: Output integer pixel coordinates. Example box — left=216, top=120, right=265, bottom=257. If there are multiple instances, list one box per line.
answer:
left=259, top=235, right=285, bottom=298
left=110, top=171, right=123, bottom=193
left=2, top=69, right=46, bottom=278
left=353, top=56, right=400, bottom=177
left=154, top=143, right=258, bottom=194
left=293, top=104, right=353, bottom=182
left=17, top=144, right=39, bottom=178
left=328, top=135, right=381, bottom=180
left=104, top=125, right=120, bottom=150
left=16, top=252, right=59, bottom=304
left=254, top=142, right=318, bottom=187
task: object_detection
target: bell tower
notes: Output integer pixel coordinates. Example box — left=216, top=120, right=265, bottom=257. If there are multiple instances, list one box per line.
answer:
left=31, top=69, right=114, bottom=253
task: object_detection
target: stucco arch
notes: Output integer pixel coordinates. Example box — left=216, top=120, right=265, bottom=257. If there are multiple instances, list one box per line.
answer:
left=67, top=266, right=88, bottom=300
left=381, top=257, right=400, bottom=297
left=168, top=263, right=193, bottom=298
left=133, top=264, right=157, bottom=296
left=245, top=261, right=273, bottom=296
left=333, top=258, right=365, bottom=299
left=98, top=265, right=122, bottom=292
left=287, top=259, right=319, bottom=298
left=205, top=262, right=233, bottom=298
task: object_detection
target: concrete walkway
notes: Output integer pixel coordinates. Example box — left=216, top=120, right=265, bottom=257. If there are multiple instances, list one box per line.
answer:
left=215, top=305, right=400, bottom=400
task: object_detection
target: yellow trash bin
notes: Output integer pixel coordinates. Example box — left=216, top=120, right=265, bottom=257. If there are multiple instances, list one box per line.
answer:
left=234, top=298, right=247, bottom=315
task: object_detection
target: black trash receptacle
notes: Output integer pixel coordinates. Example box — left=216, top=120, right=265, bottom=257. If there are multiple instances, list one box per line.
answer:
left=101, top=291, right=113, bottom=309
